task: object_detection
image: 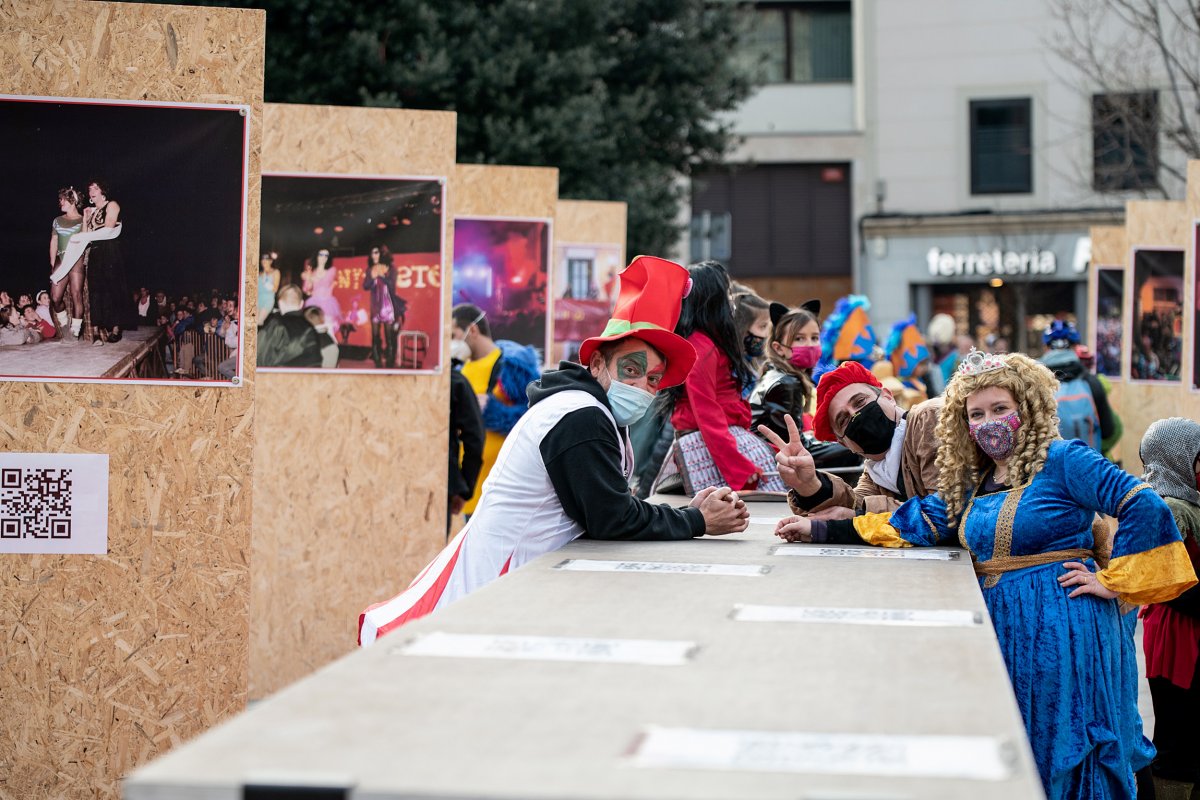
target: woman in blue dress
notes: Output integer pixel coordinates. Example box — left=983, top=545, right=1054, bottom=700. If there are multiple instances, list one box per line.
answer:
left=772, top=350, right=1197, bottom=800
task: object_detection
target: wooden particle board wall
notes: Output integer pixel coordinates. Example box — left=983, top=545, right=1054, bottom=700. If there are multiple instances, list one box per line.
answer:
left=251, top=104, right=458, bottom=700
left=455, top=164, right=559, bottom=220
left=0, top=3, right=263, bottom=798
left=555, top=199, right=627, bottom=253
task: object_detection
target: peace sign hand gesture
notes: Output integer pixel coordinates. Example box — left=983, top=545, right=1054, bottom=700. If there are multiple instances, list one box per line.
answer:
left=757, top=414, right=822, bottom=495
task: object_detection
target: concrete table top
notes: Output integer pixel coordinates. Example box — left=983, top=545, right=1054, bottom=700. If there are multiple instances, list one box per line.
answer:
left=125, top=500, right=1044, bottom=800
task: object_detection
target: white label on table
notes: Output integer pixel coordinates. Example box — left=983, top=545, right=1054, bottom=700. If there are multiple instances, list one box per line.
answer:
left=732, top=605, right=983, bottom=627
left=554, top=559, right=769, bottom=576
left=631, top=726, right=1015, bottom=781
left=396, top=632, right=696, bottom=665
left=0, top=453, right=108, bottom=554
left=771, top=546, right=961, bottom=561
left=749, top=516, right=781, bottom=526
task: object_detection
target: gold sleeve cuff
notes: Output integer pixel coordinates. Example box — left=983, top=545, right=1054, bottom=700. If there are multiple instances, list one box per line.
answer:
left=1097, top=541, right=1199, bottom=605
left=852, top=513, right=912, bottom=548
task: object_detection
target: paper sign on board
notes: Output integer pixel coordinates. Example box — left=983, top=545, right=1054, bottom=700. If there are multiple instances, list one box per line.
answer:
left=770, top=546, right=961, bottom=561
left=395, top=632, right=697, bottom=665
left=732, top=605, right=983, bottom=627
left=0, top=453, right=108, bottom=554
left=630, top=726, right=1016, bottom=781
left=554, top=559, right=769, bottom=577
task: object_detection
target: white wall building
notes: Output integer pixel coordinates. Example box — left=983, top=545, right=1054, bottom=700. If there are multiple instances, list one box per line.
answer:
left=685, top=0, right=1190, bottom=355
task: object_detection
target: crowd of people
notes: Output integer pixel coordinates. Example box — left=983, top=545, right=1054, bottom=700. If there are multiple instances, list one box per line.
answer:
left=363, top=254, right=1200, bottom=800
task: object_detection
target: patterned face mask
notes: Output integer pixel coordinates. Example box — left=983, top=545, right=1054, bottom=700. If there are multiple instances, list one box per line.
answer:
left=969, top=412, right=1022, bottom=461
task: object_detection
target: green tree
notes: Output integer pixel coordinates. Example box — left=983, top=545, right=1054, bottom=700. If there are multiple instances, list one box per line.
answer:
left=163, top=0, right=756, bottom=255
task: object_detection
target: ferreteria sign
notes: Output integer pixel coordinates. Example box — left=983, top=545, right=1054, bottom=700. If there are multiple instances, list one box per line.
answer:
left=927, top=246, right=1057, bottom=277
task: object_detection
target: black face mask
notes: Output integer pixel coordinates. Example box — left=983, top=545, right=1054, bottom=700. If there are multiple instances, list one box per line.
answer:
left=743, top=333, right=765, bottom=359
left=842, top=398, right=897, bottom=456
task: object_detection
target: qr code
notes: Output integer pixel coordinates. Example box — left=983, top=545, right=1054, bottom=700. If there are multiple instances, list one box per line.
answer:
left=0, top=468, right=73, bottom=539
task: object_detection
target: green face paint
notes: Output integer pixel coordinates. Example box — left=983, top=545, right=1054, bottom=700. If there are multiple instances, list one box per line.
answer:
left=615, top=351, right=648, bottom=379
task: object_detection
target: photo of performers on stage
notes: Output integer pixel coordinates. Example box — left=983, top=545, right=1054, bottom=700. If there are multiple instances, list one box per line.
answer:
left=452, top=218, right=550, bottom=356
left=258, top=175, right=445, bottom=373
left=0, top=96, right=249, bottom=385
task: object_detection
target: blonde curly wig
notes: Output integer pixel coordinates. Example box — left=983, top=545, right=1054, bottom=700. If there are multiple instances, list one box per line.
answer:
left=934, top=352, right=1062, bottom=525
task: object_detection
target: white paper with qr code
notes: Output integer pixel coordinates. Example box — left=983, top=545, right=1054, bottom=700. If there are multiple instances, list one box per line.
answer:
left=0, top=453, right=108, bottom=554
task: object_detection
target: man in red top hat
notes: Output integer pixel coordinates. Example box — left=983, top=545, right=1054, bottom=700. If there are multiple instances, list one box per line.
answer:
left=758, top=360, right=943, bottom=518
left=360, top=256, right=749, bottom=645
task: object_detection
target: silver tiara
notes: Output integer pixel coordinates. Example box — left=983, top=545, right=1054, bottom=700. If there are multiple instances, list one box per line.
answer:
left=957, top=348, right=1009, bottom=377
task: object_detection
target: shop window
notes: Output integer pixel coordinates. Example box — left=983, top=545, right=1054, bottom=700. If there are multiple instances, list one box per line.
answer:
left=970, top=98, right=1032, bottom=195
left=733, top=2, right=853, bottom=85
left=1092, top=92, right=1159, bottom=192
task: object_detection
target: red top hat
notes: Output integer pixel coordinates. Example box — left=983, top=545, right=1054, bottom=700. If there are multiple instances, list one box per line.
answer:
left=578, top=256, right=697, bottom=388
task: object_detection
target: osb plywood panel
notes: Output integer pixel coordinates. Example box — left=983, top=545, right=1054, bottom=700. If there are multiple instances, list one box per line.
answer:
left=1125, top=200, right=1189, bottom=248
left=1119, top=198, right=1196, bottom=476
left=454, top=164, right=559, bottom=219
left=1188, top=160, right=1200, bottom=218
left=0, top=3, right=263, bottom=799
left=555, top=200, right=627, bottom=250
left=1090, top=225, right=1127, bottom=267
left=252, top=104, right=457, bottom=699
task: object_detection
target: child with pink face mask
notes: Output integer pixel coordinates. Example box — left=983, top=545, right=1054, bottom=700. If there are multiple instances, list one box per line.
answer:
left=750, top=302, right=860, bottom=470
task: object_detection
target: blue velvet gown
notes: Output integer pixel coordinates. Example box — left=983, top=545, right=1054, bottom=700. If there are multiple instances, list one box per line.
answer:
left=857, top=440, right=1196, bottom=800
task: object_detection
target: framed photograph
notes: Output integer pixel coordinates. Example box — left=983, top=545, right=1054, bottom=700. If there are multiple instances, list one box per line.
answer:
left=1093, top=268, right=1124, bottom=379
left=452, top=217, right=551, bottom=357
left=552, top=242, right=623, bottom=363
left=1194, top=223, right=1200, bottom=392
left=257, top=174, right=446, bottom=374
left=1129, top=248, right=1184, bottom=383
left=0, top=95, right=250, bottom=386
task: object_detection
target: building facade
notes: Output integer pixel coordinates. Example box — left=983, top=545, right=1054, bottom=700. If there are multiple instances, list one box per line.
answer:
left=683, top=0, right=1189, bottom=355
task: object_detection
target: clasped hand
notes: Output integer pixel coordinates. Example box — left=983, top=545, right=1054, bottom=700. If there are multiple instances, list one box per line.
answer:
left=690, top=486, right=750, bottom=535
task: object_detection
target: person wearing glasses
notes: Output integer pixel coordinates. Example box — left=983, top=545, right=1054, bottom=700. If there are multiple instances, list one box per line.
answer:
left=762, top=360, right=943, bottom=519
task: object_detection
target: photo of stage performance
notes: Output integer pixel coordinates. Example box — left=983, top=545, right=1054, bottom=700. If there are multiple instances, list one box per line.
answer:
left=258, top=175, right=445, bottom=373
left=552, top=242, right=622, bottom=363
left=0, top=96, right=249, bottom=385
left=452, top=217, right=550, bottom=356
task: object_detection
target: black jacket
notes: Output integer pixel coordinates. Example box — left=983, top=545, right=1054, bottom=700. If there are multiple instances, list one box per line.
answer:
left=257, top=311, right=322, bottom=368
left=529, top=362, right=705, bottom=541
left=449, top=365, right=485, bottom=501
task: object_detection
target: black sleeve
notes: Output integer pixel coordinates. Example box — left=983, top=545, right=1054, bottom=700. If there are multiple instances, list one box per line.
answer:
left=540, top=407, right=704, bottom=541
left=787, top=472, right=834, bottom=511
left=1085, top=374, right=1115, bottom=440
left=807, top=518, right=864, bottom=545
left=453, top=373, right=485, bottom=497
left=1165, top=583, right=1200, bottom=618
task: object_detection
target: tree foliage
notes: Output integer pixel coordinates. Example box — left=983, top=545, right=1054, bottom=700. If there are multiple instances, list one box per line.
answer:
left=164, top=0, right=756, bottom=254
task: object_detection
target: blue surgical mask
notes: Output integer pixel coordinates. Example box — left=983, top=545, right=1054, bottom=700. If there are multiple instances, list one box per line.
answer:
left=606, top=378, right=654, bottom=427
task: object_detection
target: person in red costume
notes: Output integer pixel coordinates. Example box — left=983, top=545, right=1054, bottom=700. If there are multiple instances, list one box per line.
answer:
left=659, top=261, right=786, bottom=494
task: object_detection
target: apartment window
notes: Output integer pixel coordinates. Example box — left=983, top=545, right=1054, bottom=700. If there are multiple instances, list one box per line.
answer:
left=1093, top=91, right=1159, bottom=192
left=567, top=258, right=594, bottom=299
left=734, top=2, right=853, bottom=85
left=970, top=98, right=1032, bottom=195
left=690, top=163, right=852, bottom=278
